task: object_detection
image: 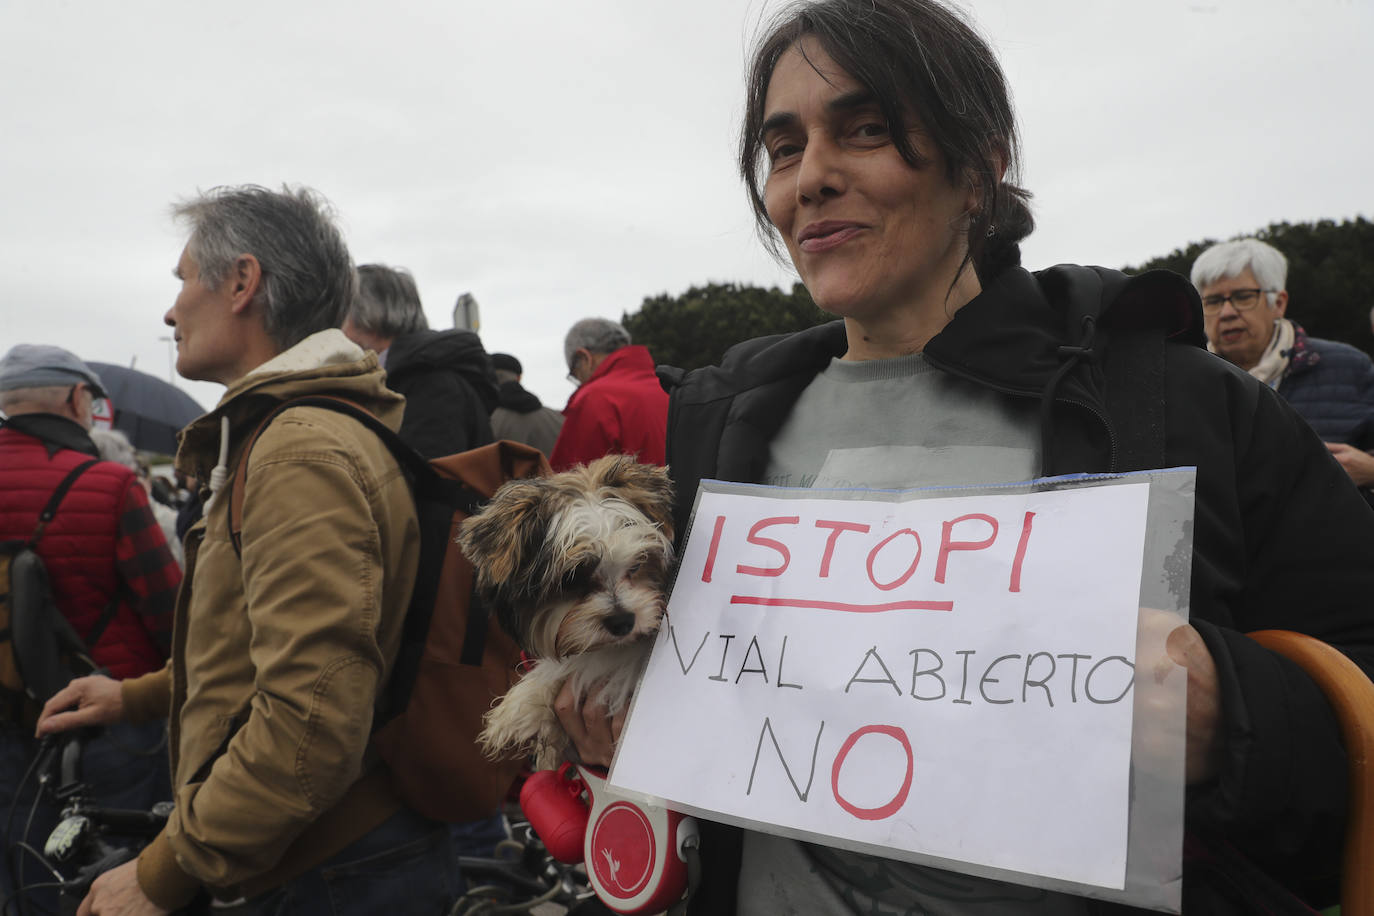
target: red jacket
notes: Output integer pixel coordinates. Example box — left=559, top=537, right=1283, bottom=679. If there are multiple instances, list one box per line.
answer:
left=0, top=416, right=177, bottom=679
left=551, top=345, right=668, bottom=471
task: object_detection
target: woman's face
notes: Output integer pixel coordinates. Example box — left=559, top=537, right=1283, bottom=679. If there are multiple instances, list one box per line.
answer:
left=761, top=38, right=974, bottom=327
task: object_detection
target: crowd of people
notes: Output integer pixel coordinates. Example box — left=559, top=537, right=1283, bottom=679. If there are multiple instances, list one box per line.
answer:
left=0, top=185, right=672, bottom=916
left=1, top=0, right=1372, bottom=913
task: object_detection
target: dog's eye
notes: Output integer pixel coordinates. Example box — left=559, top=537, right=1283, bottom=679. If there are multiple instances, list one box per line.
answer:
left=562, top=562, right=597, bottom=592
left=625, top=558, right=644, bottom=578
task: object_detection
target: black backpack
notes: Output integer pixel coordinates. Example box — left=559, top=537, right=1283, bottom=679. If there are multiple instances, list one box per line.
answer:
left=1, top=460, right=105, bottom=724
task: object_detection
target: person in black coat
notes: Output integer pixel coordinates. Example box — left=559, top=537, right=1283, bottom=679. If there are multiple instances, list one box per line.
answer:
left=341, top=264, right=497, bottom=458
left=552, top=0, right=1374, bottom=912
left=489, top=352, right=564, bottom=457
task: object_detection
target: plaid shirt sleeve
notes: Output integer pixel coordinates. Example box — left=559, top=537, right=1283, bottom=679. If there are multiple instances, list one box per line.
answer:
left=114, top=479, right=181, bottom=655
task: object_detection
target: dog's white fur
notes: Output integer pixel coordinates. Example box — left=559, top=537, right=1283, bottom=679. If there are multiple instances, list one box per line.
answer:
left=480, top=642, right=652, bottom=771
left=462, top=456, right=673, bottom=770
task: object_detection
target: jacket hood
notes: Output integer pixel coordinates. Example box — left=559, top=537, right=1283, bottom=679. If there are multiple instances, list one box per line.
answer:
left=497, top=380, right=544, bottom=413
left=175, top=329, right=405, bottom=480
left=666, top=265, right=1203, bottom=405
left=384, top=328, right=499, bottom=412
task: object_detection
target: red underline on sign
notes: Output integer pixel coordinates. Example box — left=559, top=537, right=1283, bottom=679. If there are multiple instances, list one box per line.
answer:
left=729, top=596, right=954, bottom=613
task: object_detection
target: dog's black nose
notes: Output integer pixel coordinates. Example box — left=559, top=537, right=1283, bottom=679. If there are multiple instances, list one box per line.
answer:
left=602, top=612, right=636, bottom=638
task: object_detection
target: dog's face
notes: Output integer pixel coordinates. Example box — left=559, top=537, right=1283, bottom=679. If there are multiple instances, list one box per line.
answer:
left=459, top=455, right=675, bottom=660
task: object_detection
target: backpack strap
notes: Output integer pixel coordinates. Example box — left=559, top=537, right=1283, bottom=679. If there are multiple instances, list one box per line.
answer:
left=226, top=395, right=453, bottom=556
left=82, top=583, right=131, bottom=651
left=2, top=459, right=99, bottom=646
left=31, top=458, right=127, bottom=661
left=461, top=592, right=492, bottom=667
left=222, top=396, right=500, bottom=698
left=1102, top=328, right=1167, bottom=472
left=30, top=459, right=101, bottom=546
left=259, top=399, right=494, bottom=668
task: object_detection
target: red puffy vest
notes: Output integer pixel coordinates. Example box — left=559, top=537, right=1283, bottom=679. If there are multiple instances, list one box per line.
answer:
left=0, top=425, right=167, bottom=679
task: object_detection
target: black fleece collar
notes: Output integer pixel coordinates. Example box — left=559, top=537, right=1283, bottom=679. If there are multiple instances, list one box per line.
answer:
left=0, top=412, right=100, bottom=458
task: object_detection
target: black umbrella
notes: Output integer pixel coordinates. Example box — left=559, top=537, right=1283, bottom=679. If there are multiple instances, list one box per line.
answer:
left=87, top=362, right=206, bottom=456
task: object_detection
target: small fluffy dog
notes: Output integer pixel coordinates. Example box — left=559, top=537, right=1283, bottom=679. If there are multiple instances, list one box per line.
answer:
left=459, top=455, right=675, bottom=770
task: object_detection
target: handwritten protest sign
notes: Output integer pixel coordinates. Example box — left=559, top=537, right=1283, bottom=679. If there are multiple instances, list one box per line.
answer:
left=611, top=477, right=1155, bottom=891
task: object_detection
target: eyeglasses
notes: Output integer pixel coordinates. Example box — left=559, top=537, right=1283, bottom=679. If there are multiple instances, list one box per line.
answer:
left=1200, top=288, right=1272, bottom=314
left=566, top=350, right=587, bottom=385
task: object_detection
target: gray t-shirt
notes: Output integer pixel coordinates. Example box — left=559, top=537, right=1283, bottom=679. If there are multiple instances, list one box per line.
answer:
left=762, top=354, right=1037, bottom=492
left=739, top=353, right=1089, bottom=915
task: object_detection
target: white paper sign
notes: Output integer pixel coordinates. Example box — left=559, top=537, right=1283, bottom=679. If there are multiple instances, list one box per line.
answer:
left=611, top=478, right=1151, bottom=891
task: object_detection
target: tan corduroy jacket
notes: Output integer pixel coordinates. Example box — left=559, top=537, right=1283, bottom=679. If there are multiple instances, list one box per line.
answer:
left=120, top=331, right=420, bottom=909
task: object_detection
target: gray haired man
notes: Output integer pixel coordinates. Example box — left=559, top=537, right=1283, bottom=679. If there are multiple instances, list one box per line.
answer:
left=340, top=263, right=496, bottom=458
left=36, top=186, right=455, bottom=915
left=549, top=317, right=668, bottom=470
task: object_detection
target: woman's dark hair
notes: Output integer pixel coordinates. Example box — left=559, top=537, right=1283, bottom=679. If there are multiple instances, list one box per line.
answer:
left=740, top=0, right=1034, bottom=280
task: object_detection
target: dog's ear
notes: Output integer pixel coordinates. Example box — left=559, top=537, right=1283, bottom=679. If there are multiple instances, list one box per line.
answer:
left=585, top=455, right=676, bottom=541
left=457, top=478, right=553, bottom=589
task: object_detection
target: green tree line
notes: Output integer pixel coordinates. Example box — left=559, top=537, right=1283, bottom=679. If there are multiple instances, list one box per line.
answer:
left=624, top=217, right=1372, bottom=370
left=623, top=281, right=831, bottom=371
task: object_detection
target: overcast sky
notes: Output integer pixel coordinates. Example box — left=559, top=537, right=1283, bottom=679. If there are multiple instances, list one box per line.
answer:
left=2, top=0, right=1370, bottom=417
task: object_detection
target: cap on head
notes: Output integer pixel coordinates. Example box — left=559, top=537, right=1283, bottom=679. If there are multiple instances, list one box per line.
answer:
left=490, top=353, right=522, bottom=375
left=0, top=344, right=107, bottom=398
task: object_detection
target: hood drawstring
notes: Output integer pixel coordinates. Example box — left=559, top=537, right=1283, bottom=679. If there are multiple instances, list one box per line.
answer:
left=1039, top=314, right=1096, bottom=477
left=202, top=416, right=231, bottom=515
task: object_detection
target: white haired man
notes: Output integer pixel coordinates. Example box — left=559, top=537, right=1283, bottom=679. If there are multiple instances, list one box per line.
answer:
left=36, top=186, right=455, bottom=915
left=1192, top=238, right=1374, bottom=495
left=550, top=317, right=668, bottom=471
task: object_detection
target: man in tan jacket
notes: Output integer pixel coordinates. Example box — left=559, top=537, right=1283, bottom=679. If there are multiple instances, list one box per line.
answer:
left=37, top=186, right=449, bottom=915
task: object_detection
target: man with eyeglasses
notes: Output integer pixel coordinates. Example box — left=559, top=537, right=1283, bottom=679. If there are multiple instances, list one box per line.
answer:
left=549, top=317, right=668, bottom=471
left=1192, top=238, right=1374, bottom=496
left=0, top=344, right=179, bottom=912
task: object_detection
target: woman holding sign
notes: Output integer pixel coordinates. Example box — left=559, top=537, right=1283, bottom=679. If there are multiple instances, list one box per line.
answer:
left=557, top=0, right=1374, bottom=911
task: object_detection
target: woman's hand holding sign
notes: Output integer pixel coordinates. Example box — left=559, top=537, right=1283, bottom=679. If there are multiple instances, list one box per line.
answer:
left=1137, top=609, right=1222, bottom=786
left=556, top=678, right=625, bottom=768
left=1165, top=622, right=1222, bottom=785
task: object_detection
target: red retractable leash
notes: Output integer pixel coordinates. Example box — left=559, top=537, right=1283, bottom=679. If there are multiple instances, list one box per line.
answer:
left=521, top=762, right=700, bottom=914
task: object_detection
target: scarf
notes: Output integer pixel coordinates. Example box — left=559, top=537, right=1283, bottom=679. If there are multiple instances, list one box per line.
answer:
left=1245, top=317, right=1295, bottom=388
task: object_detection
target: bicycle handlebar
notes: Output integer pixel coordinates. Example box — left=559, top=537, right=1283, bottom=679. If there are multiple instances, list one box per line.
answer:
left=3, top=730, right=170, bottom=916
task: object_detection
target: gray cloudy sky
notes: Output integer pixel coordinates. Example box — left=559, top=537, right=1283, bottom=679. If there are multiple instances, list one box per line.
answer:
left=2, top=0, right=1370, bottom=415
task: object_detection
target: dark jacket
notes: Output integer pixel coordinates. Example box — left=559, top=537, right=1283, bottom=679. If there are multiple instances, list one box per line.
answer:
left=1278, top=324, right=1374, bottom=449
left=384, top=329, right=498, bottom=459
left=663, top=265, right=1374, bottom=914
left=491, top=380, right=564, bottom=458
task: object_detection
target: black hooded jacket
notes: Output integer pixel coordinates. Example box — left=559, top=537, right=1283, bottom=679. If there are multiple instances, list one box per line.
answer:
left=663, top=264, right=1374, bottom=913
left=383, top=329, right=498, bottom=459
